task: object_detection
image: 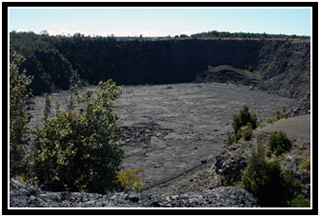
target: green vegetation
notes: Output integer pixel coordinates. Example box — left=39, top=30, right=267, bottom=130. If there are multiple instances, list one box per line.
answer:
left=268, top=131, right=292, bottom=156
left=117, top=168, right=144, bottom=193
left=224, top=105, right=310, bottom=207
left=289, top=194, right=310, bottom=207
left=27, top=80, right=124, bottom=193
left=239, top=125, right=253, bottom=141
left=227, top=105, right=257, bottom=146
left=241, top=144, right=308, bottom=207
left=298, top=157, right=310, bottom=173
left=226, top=131, right=236, bottom=146
left=190, top=30, right=309, bottom=40
left=9, top=56, right=146, bottom=194
left=258, top=107, right=287, bottom=128
left=10, top=52, right=34, bottom=177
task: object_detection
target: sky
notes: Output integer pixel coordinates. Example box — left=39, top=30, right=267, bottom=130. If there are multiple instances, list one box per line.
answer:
left=9, top=7, right=311, bottom=37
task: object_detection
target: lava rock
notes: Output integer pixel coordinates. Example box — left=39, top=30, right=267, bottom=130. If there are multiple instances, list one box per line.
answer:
left=10, top=179, right=257, bottom=207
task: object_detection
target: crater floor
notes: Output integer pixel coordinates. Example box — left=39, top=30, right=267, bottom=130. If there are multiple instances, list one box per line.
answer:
left=29, top=82, right=297, bottom=194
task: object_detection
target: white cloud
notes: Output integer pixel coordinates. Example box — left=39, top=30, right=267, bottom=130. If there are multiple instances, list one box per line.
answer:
left=45, top=24, right=192, bottom=37
left=47, top=24, right=90, bottom=36
left=88, top=29, right=168, bottom=37
left=16, top=28, right=28, bottom=32
left=46, top=24, right=170, bottom=37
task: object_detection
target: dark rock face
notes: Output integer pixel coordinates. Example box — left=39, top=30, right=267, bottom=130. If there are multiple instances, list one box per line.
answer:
left=12, top=33, right=310, bottom=102
left=10, top=179, right=257, bottom=207
left=286, top=93, right=311, bottom=117
left=214, top=147, right=249, bottom=186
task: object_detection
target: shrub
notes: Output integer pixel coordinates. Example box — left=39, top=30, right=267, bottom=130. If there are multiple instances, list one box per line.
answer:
left=258, top=108, right=287, bottom=128
left=240, top=124, right=253, bottom=140
left=117, top=168, right=143, bottom=193
left=226, top=131, right=237, bottom=146
left=232, top=105, right=257, bottom=136
left=289, top=194, right=310, bottom=207
left=241, top=144, right=304, bottom=207
left=268, top=131, right=291, bottom=156
left=299, top=157, right=310, bottom=173
left=227, top=105, right=257, bottom=145
left=241, top=144, right=285, bottom=206
left=10, top=52, right=33, bottom=177
left=132, top=179, right=143, bottom=193
left=28, top=80, right=124, bottom=193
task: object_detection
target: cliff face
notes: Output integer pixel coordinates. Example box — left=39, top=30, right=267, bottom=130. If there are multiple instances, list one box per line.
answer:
left=254, top=40, right=310, bottom=100
left=11, top=33, right=310, bottom=102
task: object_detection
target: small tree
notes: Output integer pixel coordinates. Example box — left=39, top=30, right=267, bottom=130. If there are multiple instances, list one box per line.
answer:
left=228, top=105, right=257, bottom=144
left=241, top=144, right=303, bottom=207
left=232, top=105, right=257, bottom=135
left=10, top=52, right=33, bottom=177
left=268, top=131, right=291, bottom=156
left=28, top=79, right=124, bottom=193
left=241, top=144, right=285, bottom=206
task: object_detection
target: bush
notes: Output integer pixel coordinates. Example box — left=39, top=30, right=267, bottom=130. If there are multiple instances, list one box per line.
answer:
left=227, top=105, right=257, bottom=145
left=226, top=131, right=237, bottom=146
left=10, top=52, right=33, bottom=177
left=241, top=144, right=284, bottom=206
left=289, top=194, right=310, bottom=207
left=268, top=131, right=291, bottom=156
left=240, top=124, right=253, bottom=140
left=28, top=80, right=124, bottom=193
left=117, top=168, right=143, bottom=193
left=241, top=144, right=304, bottom=207
left=258, top=108, right=286, bottom=128
left=232, top=105, right=257, bottom=135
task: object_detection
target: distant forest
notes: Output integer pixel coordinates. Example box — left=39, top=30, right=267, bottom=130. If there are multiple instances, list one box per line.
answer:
left=189, top=30, right=309, bottom=39
left=10, top=31, right=309, bottom=95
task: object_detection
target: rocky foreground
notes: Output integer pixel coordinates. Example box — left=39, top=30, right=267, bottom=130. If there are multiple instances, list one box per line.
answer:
left=10, top=178, right=257, bottom=207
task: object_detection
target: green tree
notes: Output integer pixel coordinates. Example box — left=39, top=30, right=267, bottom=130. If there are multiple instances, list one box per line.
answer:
left=228, top=105, right=257, bottom=144
left=232, top=105, right=257, bottom=135
left=28, top=79, right=124, bottom=193
left=241, top=144, right=304, bottom=207
left=241, top=144, right=285, bottom=206
left=268, top=131, right=291, bottom=156
left=10, top=52, right=33, bottom=177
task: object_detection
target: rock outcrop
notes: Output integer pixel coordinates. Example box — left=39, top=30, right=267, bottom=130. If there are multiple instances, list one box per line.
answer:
left=10, top=179, right=257, bottom=207
left=194, top=65, right=258, bottom=86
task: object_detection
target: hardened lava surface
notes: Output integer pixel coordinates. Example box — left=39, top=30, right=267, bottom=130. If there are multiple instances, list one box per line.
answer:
left=29, top=82, right=297, bottom=194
